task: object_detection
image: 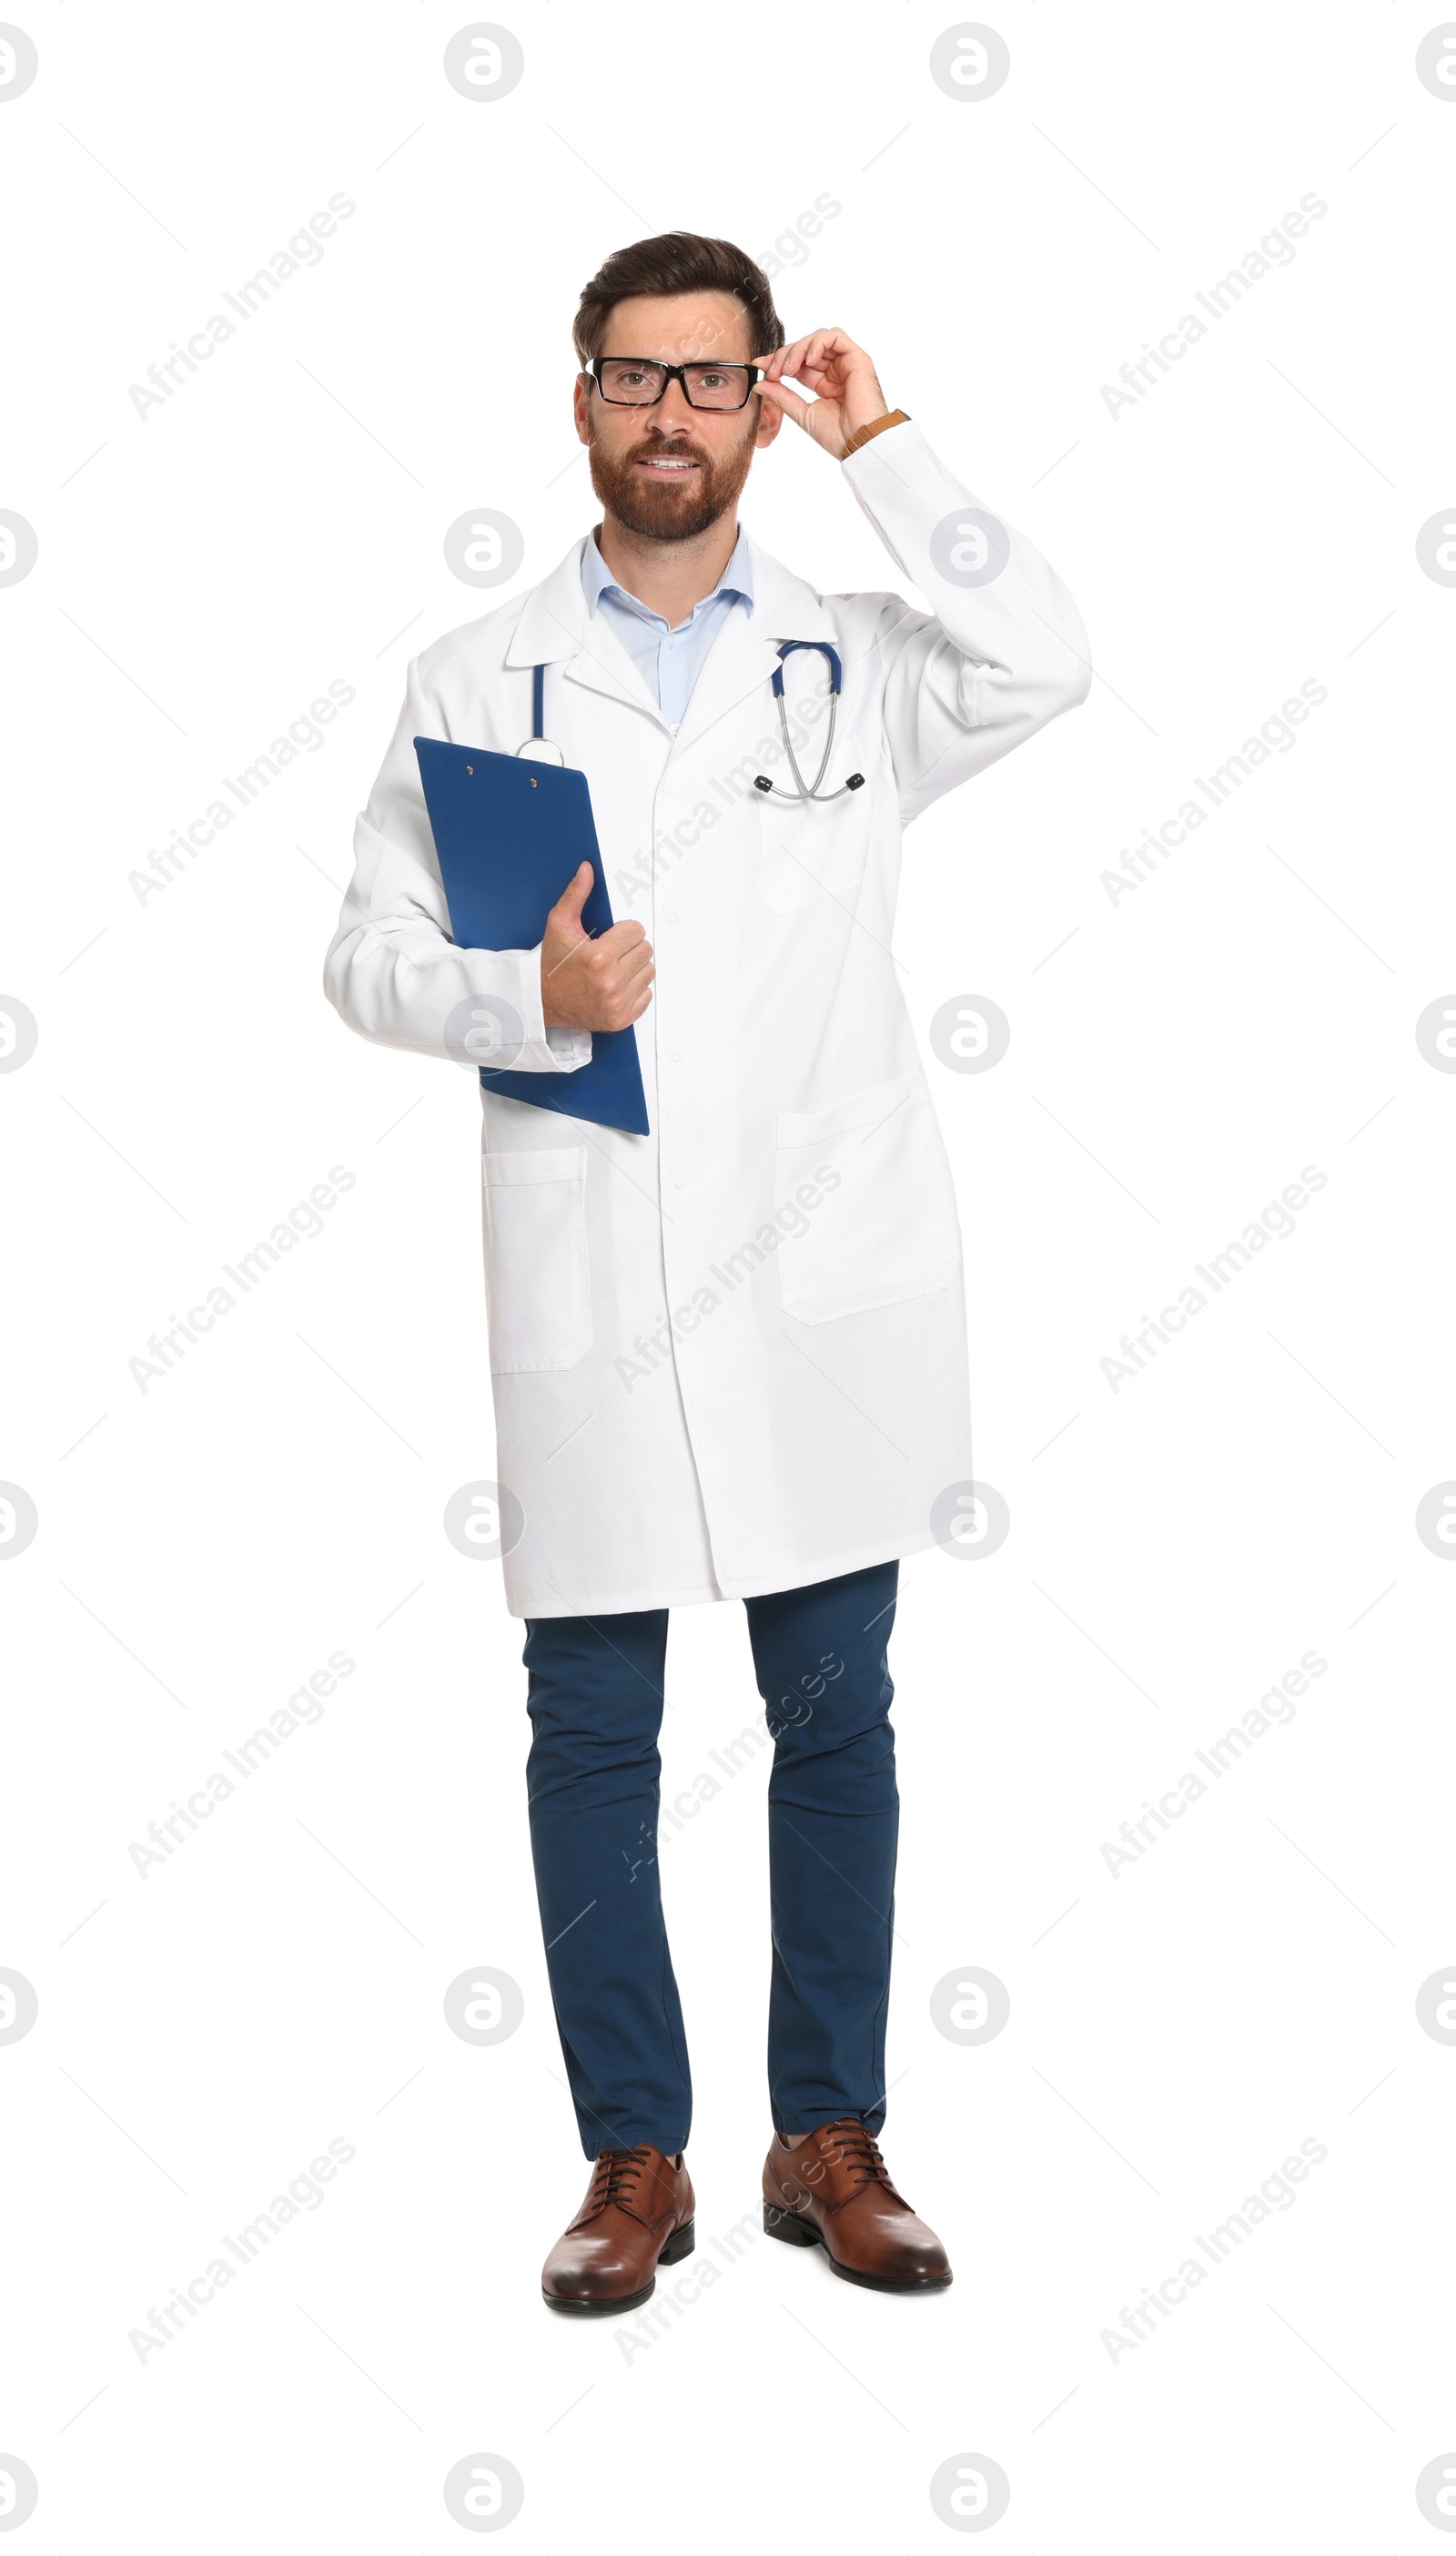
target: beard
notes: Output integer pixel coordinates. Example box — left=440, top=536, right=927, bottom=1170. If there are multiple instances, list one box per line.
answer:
left=586, top=417, right=757, bottom=543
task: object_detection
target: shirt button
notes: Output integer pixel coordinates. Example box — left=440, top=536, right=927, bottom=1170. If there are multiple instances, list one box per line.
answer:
left=666, top=910, right=678, bottom=924
left=670, top=1049, right=682, bottom=1061
left=674, top=1178, right=685, bottom=1190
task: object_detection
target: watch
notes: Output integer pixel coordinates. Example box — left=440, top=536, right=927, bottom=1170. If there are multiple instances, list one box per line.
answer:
left=840, top=409, right=910, bottom=461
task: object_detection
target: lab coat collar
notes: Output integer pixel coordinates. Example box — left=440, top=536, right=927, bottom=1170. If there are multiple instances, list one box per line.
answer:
left=502, top=529, right=840, bottom=746
left=505, top=540, right=594, bottom=670
left=506, top=540, right=661, bottom=721
left=738, top=532, right=838, bottom=648
left=507, top=529, right=837, bottom=655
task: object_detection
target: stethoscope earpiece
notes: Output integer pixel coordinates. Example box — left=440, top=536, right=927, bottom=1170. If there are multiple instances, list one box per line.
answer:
left=754, top=766, right=864, bottom=795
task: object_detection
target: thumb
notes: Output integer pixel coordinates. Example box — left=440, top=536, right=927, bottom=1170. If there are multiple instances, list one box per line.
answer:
left=551, top=860, right=593, bottom=935
left=756, top=379, right=815, bottom=430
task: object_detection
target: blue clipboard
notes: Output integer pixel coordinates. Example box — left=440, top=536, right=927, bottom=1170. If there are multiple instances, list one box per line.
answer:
left=414, top=736, right=650, bottom=1138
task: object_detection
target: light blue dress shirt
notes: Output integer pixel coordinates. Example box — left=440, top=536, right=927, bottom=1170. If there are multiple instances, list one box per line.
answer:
left=581, top=524, right=754, bottom=730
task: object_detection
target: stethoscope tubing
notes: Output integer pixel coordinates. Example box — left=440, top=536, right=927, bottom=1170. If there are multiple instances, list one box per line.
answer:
left=765, top=685, right=858, bottom=802
left=757, top=639, right=864, bottom=803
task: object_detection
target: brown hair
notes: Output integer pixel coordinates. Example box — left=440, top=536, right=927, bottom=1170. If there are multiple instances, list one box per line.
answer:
left=572, top=231, right=784, bottom=365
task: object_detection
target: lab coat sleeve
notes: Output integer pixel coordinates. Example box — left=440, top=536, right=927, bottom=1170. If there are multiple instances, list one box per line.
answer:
left=838, top=419, right=1091, bottom=825
left=322, top=652, right=591, bottom=1074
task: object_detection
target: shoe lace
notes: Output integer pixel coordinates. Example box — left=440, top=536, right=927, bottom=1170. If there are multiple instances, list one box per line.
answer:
left=588, top=2145, right=652, bottom=2209
left=816, top=2118, right=898, bottom=2194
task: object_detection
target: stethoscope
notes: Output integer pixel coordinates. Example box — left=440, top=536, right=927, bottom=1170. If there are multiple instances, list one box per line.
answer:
left=753, top=642, right=864, bottom=804
left=517, top=646, right=864, bottom=804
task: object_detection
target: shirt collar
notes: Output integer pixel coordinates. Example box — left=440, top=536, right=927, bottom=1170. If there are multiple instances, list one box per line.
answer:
left=581, top=522, right=754, bottom=629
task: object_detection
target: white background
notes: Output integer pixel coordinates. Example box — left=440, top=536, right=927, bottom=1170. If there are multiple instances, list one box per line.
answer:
left=4, top=2, right=1456, bottom=2546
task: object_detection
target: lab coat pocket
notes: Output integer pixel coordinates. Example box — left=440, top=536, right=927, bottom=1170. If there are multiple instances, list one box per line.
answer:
left=774, top=1077, right=962, bottom=1324
left=755, top=784, right=875, bottom=917
left=481, top=1148, right=592, bottom=1374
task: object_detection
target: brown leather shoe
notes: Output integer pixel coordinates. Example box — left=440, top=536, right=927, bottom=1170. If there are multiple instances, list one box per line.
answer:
left=762, top=2118, right=952, bottom=2292
left=541, top=2144, right=694, bottom=2316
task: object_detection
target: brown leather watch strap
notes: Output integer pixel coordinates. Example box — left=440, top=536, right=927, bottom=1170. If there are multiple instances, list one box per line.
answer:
left=840, top=408, right=910, bottom=461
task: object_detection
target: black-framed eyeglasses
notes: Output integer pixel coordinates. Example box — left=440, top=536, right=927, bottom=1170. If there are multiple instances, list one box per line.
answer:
left=587, top=356, right=762, bottom=412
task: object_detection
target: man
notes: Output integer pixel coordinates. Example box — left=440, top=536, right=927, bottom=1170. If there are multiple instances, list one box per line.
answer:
left=325, top=231, right=1089, bottom=2313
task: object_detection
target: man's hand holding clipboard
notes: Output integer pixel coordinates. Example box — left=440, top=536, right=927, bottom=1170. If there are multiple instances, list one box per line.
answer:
left=541, top=860, right=655, bottom=1034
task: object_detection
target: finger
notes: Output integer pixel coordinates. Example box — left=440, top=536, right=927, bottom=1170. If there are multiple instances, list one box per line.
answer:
left=606, top=945, right=655, bottom=995
left=600, top=969, right=654, bottom=1030
left=598, top=917, right=646, bottom=954
left=760, top=380, right=844, bottom=452
left=766, top=330, right=843, bottom=383
left=586, top=928, right=652, bottom=983
left=551, top=861, right=593, bottom=925
left=788, top=351, right=861, bottom=401
left=764, top=331, right=826, bottom=382
left=774, top=329, right=856, bottom=381
left=590, top=941, right=650, bottom=989
left=755, top=380, right=817, bottom=431
left=799, top=328, right=862, bottom=370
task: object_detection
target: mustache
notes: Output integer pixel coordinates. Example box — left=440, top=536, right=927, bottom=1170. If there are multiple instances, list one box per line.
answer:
left=624, top=437, right=711, bottom=464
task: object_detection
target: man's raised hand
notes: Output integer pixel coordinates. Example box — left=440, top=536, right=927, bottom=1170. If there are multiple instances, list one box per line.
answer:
left=753, top=330, right=891, bottom=460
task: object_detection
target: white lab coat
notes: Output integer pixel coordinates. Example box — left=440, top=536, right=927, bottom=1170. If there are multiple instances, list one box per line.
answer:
left=325, top=421, right=1089, bottom=1616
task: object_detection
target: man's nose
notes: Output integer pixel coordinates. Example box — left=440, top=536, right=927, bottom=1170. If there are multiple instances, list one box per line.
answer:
left=654, top=375, right=697, bottom=430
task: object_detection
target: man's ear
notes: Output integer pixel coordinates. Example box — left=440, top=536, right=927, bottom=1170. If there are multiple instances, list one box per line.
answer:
left=572, top=372, right=592, bottom=447
left=753, top=394, right=785, bottom=451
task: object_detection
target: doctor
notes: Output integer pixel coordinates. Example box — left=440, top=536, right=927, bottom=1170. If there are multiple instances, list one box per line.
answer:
left=325, top=231, right=1089, bottom=2314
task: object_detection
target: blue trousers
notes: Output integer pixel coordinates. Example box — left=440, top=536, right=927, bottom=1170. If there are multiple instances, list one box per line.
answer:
left=522, top=1560, right=900, bottom=2157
